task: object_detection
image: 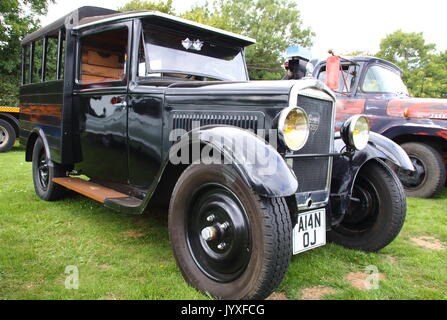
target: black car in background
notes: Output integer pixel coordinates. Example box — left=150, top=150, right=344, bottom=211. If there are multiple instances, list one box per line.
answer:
left=19, top=7, right=413, bottom=299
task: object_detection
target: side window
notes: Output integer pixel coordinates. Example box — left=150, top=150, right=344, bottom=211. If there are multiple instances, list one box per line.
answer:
left=79, top=27, right=128, bottom=83
left=22, top=45, right=29, bottom=84
left=21, top=29, right=65, bottom=85
left=45, top=36, right=59, bottom=81
left=362, top=66, right=382, bottom=92
left=58, top=34, right=65, bottom=80
left=32, top=39, right=43, bottom=83
left=317, top=64, right=357, bottom=93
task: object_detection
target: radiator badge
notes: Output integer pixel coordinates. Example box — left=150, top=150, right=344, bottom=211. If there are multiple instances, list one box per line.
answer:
left=308, top=113, right=320, bottom=134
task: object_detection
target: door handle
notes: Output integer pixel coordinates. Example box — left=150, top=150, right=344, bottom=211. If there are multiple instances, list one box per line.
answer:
left=113, top=101, right=127, bottom=108
left=111, top=97, right=127, bottom=109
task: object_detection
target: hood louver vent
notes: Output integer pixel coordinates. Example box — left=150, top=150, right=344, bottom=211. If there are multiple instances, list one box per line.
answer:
left=171, top=111, right=264, bottom=132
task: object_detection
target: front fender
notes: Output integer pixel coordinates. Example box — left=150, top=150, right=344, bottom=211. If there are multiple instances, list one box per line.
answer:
left=366, top=132, right=414, bottom=171
left=332, top=132, right=413, bottom=196
left=170, top=125, right=298, bottom=197
left=330, top=132, right=413, bottom=223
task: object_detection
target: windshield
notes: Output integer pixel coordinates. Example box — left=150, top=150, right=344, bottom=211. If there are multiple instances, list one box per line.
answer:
left=141, top=25, right=248, bottom=81
left=362, top=65, right=409, bottom=95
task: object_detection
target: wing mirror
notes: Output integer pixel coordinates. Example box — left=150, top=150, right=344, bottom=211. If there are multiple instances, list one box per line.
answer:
left=325, top=55, right=340, bottom=90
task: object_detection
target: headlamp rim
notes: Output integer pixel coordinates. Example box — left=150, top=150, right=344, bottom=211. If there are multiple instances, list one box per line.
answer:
left=278, top=106, right=310, bottom=151
left=341, top=115, right=370, bottom=150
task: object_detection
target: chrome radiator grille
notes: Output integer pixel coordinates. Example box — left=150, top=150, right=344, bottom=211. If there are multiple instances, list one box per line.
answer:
left=292, top=94, right=334, bottom=193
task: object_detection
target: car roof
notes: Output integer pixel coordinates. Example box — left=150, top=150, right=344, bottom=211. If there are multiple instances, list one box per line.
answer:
left=329, top=56, right=403, bottom=74
left=22, top=6, right=256, bottom=47
left=22, top=6, right=117, bottom=45
left=313, top=56, right=402, bottom=73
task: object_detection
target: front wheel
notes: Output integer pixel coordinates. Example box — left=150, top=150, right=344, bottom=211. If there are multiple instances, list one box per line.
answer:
left=328, top=160, right=406, bottom=252
left=168, top=164, right=292, bottom=300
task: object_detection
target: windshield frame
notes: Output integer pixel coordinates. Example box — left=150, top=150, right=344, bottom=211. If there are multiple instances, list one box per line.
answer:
left=140, top=24, right=249, bottom=82
left=360, top=63, right=409, bottom=96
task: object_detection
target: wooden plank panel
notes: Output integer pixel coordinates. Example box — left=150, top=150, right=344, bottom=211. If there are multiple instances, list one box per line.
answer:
left=53, top=177, right=128, bottom=203
left=82, top=64, right=123, bottom=78
left=80, top=75, right=121, bottom=83
left=82, top=47, right=124, bottom=69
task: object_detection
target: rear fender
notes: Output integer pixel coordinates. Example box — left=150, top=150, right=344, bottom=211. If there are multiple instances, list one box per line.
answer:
left=25, top=128, right=53, bottom=167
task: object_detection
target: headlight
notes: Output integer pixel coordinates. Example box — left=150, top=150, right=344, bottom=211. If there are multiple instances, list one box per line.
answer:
left=279, top=107, right=309, bottom=151
left=341, top=115, right=370, bottom=150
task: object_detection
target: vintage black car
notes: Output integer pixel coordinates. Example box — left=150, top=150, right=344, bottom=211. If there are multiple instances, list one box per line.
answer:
left=19, top=7, right=413, bottom=300
left=285, top=50, right=447, bottom=198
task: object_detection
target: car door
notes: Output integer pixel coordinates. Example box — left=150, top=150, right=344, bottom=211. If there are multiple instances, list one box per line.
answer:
left=355, top=63, right=399, bottom=132
left=73, top=22, right=132, bottom=184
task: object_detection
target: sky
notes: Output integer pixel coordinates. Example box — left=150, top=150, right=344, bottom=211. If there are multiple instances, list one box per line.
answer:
left=41, top=0, right=446, bottom=59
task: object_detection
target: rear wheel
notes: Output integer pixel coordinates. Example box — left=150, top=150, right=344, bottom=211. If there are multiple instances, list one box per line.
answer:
left=328, top=160, right=406, bottom=252
left=168, top=164, right=292, bottom=300
left=0, top=119, right=16, bottom=153
left=32, top=138, right=66, bottom=201
left=396, top=142, right=446, bottom=198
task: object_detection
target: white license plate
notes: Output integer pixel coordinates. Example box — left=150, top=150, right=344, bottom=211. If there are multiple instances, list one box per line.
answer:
left=293, top=209, right=326, bottom=254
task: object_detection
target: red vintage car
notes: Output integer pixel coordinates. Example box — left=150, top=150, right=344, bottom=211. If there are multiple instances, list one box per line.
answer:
left=285, top=53, right=447, bottom=198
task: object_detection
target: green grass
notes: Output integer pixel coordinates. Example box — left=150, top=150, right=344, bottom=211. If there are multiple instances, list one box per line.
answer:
left=0, top=145, right=446, bottom=300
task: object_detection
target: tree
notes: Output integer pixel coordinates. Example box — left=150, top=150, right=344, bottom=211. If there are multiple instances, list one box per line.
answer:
left=0, top=0, right=55, bottom=105
left=376, top=30, right=442, bottom=97
left=118, top=0, right=174, bottom=14
left=420, top=50, right=447, bottom=98
left=182, top=0, right=314, bottom=80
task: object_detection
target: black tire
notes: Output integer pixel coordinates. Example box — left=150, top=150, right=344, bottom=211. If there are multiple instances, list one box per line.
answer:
left=328, top=160, right=406, bottom=252
left=168, top=164, right=292, bottom=300
left=0, top=119, right=16, bottom=153
left=32, top=138, right=66, bottom=201
left=396, top=142, right=446, bottom=198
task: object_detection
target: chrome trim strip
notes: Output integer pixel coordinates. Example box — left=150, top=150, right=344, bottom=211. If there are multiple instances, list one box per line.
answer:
left=73, top=11, right=256, bottom=44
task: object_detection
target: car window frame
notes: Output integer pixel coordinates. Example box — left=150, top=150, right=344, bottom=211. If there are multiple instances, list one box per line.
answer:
left=139, top=24, right=249, bottom=82
left=75, top=21, right=132, bottom=87
left=316, top=62, right=360, bottom=96
left=359, top=63, right=405, bottom=95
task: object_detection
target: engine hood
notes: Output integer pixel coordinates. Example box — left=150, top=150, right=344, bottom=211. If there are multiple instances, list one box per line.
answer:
left=164, top=80, right=296, bottom=96
left=387, top=98, right=447, bottom=120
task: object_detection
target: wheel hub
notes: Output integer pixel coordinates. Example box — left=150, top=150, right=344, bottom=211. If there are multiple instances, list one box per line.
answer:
left=201, top=226, right=219, bottom=242
left=38, top=153, right=50, bottom=189
left=187, top=184, right=251, bottom=283
left=397, top=156, right=426, bottom=188
left=342, top=175, right=380, bottom=233
left=0, top=126, right=8, bottom=145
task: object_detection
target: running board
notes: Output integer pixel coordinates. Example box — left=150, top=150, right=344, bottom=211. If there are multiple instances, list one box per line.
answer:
left=52, top=178, right=143, bottom=213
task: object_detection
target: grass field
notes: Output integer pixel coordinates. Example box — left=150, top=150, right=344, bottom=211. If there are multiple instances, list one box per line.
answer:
left=0, top=145, right=446, bottom=300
